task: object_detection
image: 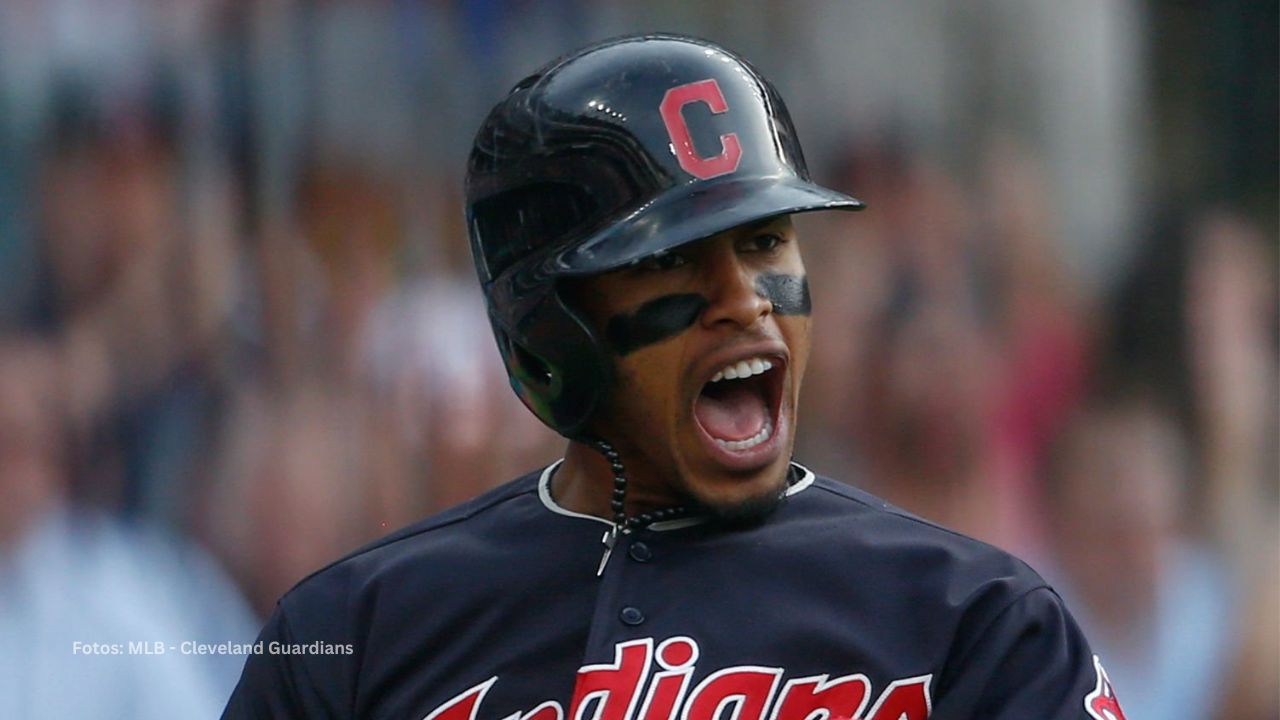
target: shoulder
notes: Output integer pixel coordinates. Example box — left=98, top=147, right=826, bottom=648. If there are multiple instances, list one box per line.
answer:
left=789, top=469, right=1109, bottom=710
left=275, top=467, right=546, bottom=621
left=222, top=469, right=557, bottom=716
left=786, top=467, right=1054, bottom=613
left=793, top=469, right=1044, bottom=570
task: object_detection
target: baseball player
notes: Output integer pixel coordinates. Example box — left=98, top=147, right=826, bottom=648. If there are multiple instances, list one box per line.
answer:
left=223, top=34, right=1126, bottom=719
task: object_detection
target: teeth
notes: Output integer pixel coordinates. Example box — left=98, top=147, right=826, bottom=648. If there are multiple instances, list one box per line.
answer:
left=714, top=419, right=773, bottom=451
left=708, top=357, right=774, bottom=383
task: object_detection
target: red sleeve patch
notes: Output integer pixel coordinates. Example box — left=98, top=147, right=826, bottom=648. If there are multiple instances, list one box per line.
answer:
left=1084, top=656, right=1128, bottom=720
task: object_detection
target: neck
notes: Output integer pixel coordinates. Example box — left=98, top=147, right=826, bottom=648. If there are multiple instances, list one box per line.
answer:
left=555, top=440, right=686, bottom=521
left=554, top=441, right=615, bottom=519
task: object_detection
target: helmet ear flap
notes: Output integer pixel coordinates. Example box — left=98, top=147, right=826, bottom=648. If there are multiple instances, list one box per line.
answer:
left=491, top=290, right=612, bottom=439
left=503, top=331, right=554, bottom=388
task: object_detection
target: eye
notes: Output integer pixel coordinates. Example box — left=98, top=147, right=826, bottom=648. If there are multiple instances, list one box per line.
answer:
left=742, top=233, right=785, bottom=253
left=634, top=250, right=688, bottom=271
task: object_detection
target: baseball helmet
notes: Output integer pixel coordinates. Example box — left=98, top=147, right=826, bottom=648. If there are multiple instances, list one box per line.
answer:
left=466, top=33, right=864, bottom=438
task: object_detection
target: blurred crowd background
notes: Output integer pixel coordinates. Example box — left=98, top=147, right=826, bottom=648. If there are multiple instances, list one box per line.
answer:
left=0, top=1, right=1275, bottom=718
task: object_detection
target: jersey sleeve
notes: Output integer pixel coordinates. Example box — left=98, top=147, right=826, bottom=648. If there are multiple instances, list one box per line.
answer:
left=220, top=603, right=342, bottom=719
left=931, top=586, right=1127, bottom=719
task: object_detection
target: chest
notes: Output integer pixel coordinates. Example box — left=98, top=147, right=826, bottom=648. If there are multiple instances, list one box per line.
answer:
left=356, top=527, right=948, bottom=720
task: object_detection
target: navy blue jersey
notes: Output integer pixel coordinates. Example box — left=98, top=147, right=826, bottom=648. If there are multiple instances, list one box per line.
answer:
left=222, top=463, right=1127, bottom=719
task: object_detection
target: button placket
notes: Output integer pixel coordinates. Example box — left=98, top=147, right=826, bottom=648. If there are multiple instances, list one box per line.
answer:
left=614, top=534, right=656, bottom=627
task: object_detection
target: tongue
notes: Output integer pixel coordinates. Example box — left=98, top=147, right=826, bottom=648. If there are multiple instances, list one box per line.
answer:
left=694, top=382, right=768, bottom=441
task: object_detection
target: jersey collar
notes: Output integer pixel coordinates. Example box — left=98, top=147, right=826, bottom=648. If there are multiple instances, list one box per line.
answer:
left=536, top=460, right=815, bottom=531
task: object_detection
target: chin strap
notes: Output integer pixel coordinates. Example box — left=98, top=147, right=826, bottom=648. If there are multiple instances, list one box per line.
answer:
left=590, top=438, right=689, bottom=576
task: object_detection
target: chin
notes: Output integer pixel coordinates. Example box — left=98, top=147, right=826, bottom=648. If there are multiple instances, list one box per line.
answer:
left=680, top=455, right=793, bottom=528
left=701, top=488, right=788, bottom=529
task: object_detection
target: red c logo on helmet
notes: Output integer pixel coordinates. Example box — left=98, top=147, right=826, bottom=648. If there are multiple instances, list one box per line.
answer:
left=660, top=79, right=742, bottom=180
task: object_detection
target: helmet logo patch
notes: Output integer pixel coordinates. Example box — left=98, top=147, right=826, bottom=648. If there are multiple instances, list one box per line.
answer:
left=660, top=79, right=743, bottom=180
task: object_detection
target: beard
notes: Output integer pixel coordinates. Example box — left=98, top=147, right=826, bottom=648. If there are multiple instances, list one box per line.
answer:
left=684, top=463, right=795, bottom=530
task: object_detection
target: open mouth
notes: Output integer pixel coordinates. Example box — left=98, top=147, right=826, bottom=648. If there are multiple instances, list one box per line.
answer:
left=692, top=355, right=786, bottom=464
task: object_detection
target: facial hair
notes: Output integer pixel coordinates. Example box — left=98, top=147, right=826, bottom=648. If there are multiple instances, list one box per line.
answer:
left=683, top=464, right=794, bottom=530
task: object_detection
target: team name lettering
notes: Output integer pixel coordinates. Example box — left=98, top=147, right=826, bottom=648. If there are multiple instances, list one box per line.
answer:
left=422, top=638, right=932, bottom=720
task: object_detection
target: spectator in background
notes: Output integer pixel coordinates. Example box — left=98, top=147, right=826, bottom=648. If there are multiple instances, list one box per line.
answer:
left=795, top=136, right=898, bottom=478
left=1042, top=393, right=1234, bottom=720
left=856, top=285, right=1004, bottom=543
left=1183, top=213, right=1279, bottom=720
left=1099, top=207, right=1279, bottom=717
left=0, top=337, right=258, bottom=719
left=362, top=274, right=562, bottom=514
left=32, top=87, right=233, bottom=527
left=205, top=383, right=374, bottom=616
left=1039, top=203, right=1280, bottom=720
left=805, top=140, right=1093, bottom=558
left=1183, top=212, right=1277, bottom=564
left=979, top=137, right=1092, bottom=559
left=195, top=150, right=562, bottom=617
left=817, top=148, right=1017, bottom=549
left=296, top=156, right=403, bottom=383
left=1107, top=209, right=1277, bottom=561
left=1215, top=559, right=1280, bottom=720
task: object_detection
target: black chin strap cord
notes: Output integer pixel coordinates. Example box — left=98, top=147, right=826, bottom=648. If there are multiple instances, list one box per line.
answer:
left=586, top=439, right=799, bottom=576
left=592, top=439, right=689, bottom=530
left=590, top=438, right=689, bottom=576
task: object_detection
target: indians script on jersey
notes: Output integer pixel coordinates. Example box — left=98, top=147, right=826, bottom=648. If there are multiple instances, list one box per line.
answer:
left=425, top=637, right=933, bottom=720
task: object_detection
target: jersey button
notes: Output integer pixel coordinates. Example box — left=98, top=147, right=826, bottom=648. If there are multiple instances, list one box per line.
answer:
left=619, top=606, right=645, bottom=626
left=628, top=542, right=652, bottom=562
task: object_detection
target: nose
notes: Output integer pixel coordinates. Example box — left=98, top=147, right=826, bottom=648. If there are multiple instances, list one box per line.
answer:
left=699, top=245, right=772, bottom=330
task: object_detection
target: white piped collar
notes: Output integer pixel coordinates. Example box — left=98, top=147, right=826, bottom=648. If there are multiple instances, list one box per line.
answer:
left=536, top=459, right=815, bottom=531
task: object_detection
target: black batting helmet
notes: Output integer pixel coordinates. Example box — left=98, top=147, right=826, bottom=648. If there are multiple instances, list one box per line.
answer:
left=466, top=33, right=864, bottom=438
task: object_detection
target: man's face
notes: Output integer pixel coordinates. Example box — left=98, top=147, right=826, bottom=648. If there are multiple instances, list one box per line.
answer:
left=568, top=215, right=811, bottom=519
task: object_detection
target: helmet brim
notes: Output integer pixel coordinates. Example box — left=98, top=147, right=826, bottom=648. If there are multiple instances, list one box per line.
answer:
left=546, top=176, right=864, bottom=277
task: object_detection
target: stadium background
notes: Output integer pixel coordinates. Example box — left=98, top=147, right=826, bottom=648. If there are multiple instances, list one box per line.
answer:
left=0, top=1, right=1275, bottom=717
